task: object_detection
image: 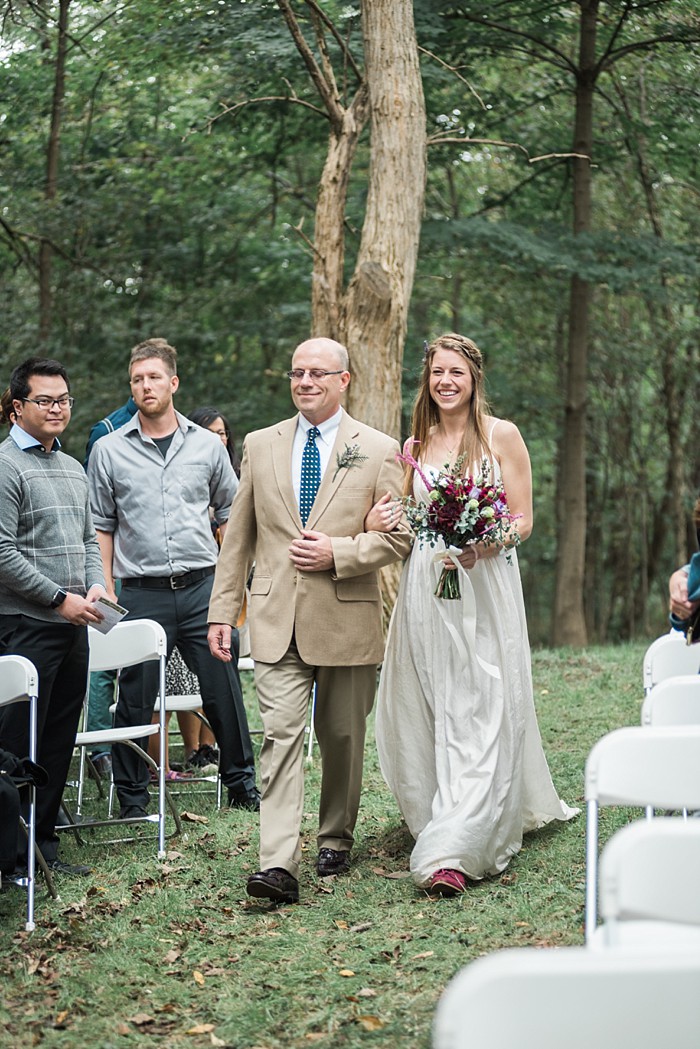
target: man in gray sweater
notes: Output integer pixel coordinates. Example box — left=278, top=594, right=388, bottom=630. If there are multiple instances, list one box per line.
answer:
left=0, top=357, right=106, bottom=876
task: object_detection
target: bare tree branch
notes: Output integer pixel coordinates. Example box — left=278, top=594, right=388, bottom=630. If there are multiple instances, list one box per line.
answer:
left=449, top=12, right=578, bottom=75
left=418, top=44, right=487, bottom=110
left=185, top=93, right=327, bottom=139
left=303, top=0, right=363, bottom=83
left=276, top=0, right=345, bottom=128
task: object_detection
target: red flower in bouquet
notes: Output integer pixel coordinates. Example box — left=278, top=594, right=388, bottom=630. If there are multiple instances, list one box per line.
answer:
left=397, top=446, right=521, bottom=599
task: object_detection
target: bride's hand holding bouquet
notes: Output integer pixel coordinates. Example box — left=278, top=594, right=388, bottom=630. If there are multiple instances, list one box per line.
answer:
left=396, top=446, right=521, bottom=599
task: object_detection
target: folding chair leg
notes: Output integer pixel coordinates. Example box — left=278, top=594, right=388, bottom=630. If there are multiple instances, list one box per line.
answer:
left=57, top=798, right=87, bottom=847
left=584, top=799, right=599, bottom=944
left=18, top=819, right=60, bottom=906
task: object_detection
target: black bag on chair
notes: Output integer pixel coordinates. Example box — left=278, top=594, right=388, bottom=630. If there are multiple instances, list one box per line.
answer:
left=0, top=749, right=49, bottom=874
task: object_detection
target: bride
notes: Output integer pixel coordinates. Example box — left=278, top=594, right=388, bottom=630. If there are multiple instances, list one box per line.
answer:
left=371, top=333, right=577, bottom=896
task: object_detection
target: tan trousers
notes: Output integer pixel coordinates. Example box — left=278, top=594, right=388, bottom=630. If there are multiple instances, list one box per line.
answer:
left=254, top=643, right=377, bottom=879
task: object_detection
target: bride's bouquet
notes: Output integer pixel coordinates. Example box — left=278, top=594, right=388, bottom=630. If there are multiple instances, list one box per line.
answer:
left=397, top=448, right=521, bottom=599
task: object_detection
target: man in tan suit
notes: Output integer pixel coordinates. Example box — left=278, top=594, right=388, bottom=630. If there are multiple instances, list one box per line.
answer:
left=208, top=337, right=411, bottom=903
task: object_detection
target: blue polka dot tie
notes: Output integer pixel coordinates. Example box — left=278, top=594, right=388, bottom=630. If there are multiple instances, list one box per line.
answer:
left=299, top=426, right=321, bottom=525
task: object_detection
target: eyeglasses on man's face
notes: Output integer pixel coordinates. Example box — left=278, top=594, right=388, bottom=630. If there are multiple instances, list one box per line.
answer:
left=22, top=395, right=74, bottom=411
left=286, top=369, right=344, bottom=381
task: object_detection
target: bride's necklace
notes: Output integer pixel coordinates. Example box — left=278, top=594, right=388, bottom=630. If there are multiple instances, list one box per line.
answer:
left=437, top=430, right=464, bottom=458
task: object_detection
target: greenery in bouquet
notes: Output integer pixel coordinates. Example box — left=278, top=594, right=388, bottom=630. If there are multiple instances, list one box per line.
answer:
left=397, top=448, right=521, bottom=599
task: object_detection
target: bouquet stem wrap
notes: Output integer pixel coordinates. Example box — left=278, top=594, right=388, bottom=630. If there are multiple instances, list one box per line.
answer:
left=432, top=547, right=500, bottom=680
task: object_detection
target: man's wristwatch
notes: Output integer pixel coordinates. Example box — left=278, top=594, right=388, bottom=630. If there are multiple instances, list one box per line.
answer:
left=50, top=588, right=68, bottom=609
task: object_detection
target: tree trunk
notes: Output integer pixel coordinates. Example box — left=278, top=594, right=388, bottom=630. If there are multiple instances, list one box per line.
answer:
left=552, top=0, right=598, bottom=646
left=340, top=0, right=427, bottom=439
left=312, top=91, right=369, bottom=337
left=39, top=0, right=70, bottom=344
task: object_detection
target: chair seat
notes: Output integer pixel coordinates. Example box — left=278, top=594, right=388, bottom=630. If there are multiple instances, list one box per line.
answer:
left=76, top=724, right=159, bottom=747
left=152, top=695, right=202, bottom=713
left=589, top=920, right=700, bottom=950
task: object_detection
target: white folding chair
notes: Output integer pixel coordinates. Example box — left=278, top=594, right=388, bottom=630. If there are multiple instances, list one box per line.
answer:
left=642, top=633, right=700, bottom=695
left=0, top=655, right=39, bottom=931
left=71, top=619, right=174, bottom=858
left=641, top=674, right=700, bottom=726
left=584, top=725, right=700, bottom=942
left=593, top=820, right=700, bottom=949
left=433, top=946, right=700, bottom=1049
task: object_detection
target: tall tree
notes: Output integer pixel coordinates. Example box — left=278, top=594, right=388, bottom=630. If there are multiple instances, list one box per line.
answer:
left=447, top=0, right=700, bottom=644
left=278, top=0, right=426, bottom=437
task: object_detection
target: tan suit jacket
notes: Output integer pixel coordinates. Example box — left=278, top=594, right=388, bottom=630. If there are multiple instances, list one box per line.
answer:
left=208, top=409, right=412, bottom=666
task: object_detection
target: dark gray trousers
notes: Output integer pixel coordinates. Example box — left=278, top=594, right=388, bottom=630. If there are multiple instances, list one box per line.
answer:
left=113, top=575, right=255, bottom=809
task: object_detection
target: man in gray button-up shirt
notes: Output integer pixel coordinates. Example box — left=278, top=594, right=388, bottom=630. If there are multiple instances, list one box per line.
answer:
left=87, top=338, right=257, bottom=818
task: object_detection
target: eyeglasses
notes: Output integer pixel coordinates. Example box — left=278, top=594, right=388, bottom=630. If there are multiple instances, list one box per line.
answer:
left=22, top=395, right=74, bottom=411
left=286, top=369, right=344, bottom=381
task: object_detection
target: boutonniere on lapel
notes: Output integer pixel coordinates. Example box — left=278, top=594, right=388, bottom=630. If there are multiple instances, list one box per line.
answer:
left=333, top=443, right=368, bottom=481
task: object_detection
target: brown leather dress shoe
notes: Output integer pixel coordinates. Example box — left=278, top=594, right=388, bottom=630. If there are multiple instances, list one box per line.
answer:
left=246, top=867, right=299, bottom=903
left=316, top=848, right=351, bottom=877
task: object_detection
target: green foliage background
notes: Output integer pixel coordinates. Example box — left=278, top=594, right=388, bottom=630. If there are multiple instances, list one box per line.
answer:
left=1, top=0, right=699, bottom=641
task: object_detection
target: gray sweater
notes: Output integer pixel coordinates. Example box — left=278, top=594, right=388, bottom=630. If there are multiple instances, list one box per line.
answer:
left=0, top=436, right=105, bottom=622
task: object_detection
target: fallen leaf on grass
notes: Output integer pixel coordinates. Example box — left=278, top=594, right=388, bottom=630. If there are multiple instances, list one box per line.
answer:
left=54, top=1009, right=70, bottom=1027
left=334, top=920, right=348, bottom=929
left=193, top=970, right=206, bottom=986
left=186, top=1023, right=214, bottom=1035
left=356, top=1015, right=385, bottom=1031
left=164, top=949, right=181, bottom=964
left=371, top=867, right=411, bottom=879
left=128, top=1013, right=154, bottom=1026
left=411, top=951, right=434, bottom=960
left=117, top=1023, right=130, bottom=1036
left=181, top=811, right=209, bottom=824
left=357, top=988, right=377, bottom=998
left=338, top=969, right=355, bottom=977
left=210, top=1034, right=226, bottom=1047
left=349, top=921, right=372, bottom=933
left=515, top=921, right=530, bottom=928
left=305, top=1035, right=325, bottom=1043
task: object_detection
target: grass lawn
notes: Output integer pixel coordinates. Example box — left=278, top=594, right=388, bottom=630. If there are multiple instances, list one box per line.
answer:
left=0, top=642, right=646, bottom=1048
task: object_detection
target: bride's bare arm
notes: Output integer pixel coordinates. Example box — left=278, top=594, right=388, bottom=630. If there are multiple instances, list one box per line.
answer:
left=492, top=420, right=533, bottom=542
left=447, top=421, right=532, bottom=571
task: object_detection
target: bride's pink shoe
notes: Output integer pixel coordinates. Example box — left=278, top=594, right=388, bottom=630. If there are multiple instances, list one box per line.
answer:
left=429, top=868, right=467, bottom=896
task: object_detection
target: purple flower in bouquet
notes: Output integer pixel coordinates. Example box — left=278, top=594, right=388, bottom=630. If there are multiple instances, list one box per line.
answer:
left=397, top=446, right=521, bottom=599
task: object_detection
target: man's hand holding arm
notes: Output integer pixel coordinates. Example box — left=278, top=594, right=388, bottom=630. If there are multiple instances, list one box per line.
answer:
left=288, top=530, right=335, bottom=572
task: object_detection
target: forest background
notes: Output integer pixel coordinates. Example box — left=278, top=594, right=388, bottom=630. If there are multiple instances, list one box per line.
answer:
left=1, top=0, right=699, bottom=646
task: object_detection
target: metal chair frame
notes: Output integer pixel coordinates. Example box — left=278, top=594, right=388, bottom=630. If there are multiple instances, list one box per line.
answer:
left=64, top=620, right=178, bottom=858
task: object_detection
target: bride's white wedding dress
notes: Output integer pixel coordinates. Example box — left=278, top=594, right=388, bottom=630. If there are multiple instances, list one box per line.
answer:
left=375, top=429, right=577, bottom=887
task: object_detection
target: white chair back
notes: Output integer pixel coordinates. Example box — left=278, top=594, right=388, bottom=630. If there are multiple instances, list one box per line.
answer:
left=642, top=633, right=700, bottom=694
left=433, top=946, right=700, bottom=1049
left=0, top=655, right=39, bottom=707
left=641, top=674, right=700, bottom=726
left=584, top=725, right=700, bottom=941
left=88, top=618, right=166, bottom=672
left=0, top=655, right=39, bottom=931
left=80, top=619, right=170, bottom=856
left=595, top=820, right=700, bottom=948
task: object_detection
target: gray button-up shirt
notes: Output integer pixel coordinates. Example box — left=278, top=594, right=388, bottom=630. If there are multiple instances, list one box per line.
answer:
left=87, top=411, right=238, bottom=579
